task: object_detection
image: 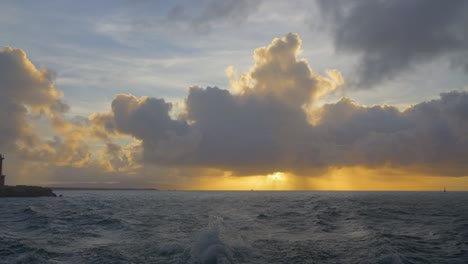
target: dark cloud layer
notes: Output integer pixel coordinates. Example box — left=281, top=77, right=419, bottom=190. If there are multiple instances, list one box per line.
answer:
left=317, top=0, right=468, bottom=88
left=316, top=92, right=468, bottom=175
left=98, top=88, right=468, bottom=177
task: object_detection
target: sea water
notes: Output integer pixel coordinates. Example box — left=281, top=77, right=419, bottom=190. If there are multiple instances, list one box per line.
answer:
left=0, top=191, right=467, bottom=263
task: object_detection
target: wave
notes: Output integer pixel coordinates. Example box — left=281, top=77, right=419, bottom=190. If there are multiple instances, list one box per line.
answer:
left=1, top=191, right=468, bottom=263
left=181, top=216, right=235, bottom=264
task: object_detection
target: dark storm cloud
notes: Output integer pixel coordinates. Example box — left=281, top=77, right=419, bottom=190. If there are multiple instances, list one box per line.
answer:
left=110, top=94, right=188, bottom=142
left=315, top=92, right=468, bottom=174
left=317, top=0, right=468, bottom=88
left=98, top=88, right=468, bottom=177
left=90, top=94, right=194, bottom=162
left=184, top=86, right=310, bottom=174
left=94, top=86, right=316, bottom=174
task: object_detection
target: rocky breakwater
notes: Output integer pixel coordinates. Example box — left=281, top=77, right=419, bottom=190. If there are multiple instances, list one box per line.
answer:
left=0, top=185, right=57, bottom=197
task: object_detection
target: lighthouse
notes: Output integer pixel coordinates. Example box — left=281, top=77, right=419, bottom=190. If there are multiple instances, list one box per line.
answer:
left=0, top=154, right=5, bottom=186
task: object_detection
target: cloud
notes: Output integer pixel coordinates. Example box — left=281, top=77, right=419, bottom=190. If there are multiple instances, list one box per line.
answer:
left=91, top=33, right=468, bottom=177
left=0, top=47, right=67, bottom=154
left=2, top=32, right=468, bottom=188
left=88, top=34, right=335, bottom=174
left=90, top=94, right=194, bottom=163
left=317, top=0, right=468, bottom=88
left=166, top=0, right=261, bottom=33
left=314, top=92, right=468, bottom=175
left=0, top=47, right=96, bottom=169
left=0, top=47, right=153, bottom=186
left=100, top=0, right=262, bottom=37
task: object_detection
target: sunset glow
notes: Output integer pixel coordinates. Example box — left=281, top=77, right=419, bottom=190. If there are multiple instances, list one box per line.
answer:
left=3, top=2, right=468, bottom=263
left=1, top=1, right=468, bottom=190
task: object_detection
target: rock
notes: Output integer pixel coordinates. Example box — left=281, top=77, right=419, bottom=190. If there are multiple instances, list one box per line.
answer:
left=0, top=185, right=57, bottom=197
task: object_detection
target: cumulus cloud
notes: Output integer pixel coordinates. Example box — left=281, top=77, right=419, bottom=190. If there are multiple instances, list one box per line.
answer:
left=0, top=47, right=67, bottom=154
left=90, top=94, right=193, bottom=162
left=317, top=0, right=468, bottom=88
left=314, top=92, right=468, bottom=175
left=235, top=33, right=343, bottom=106
left=91, top=33, right=468, bottom=177
left=0, top=47, right=96, bottom=170
left=0, top=47, right=149, bottom=186
left=3, top=32, right=468, bottom=188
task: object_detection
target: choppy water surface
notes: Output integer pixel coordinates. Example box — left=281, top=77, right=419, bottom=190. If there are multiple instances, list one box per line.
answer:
left=1, top=191, right=467, bottom=263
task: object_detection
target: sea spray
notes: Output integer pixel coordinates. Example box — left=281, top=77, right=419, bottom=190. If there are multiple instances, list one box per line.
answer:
left=184, top=215, right=234, bottom=264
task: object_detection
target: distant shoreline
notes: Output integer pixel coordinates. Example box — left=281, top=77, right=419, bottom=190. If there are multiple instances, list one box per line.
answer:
left=50, top=188, right=465, bottom=192
left=50, top=187, right=158, bottom=191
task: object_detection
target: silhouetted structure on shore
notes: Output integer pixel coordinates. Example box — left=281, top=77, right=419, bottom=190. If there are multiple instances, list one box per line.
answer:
left=0, top=154, right=5, bottom=187
left=0, top=154, right=56, bottom=197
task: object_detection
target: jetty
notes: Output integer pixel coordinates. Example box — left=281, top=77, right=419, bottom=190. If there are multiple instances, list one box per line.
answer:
left=0, top=154, right=56, bottom=197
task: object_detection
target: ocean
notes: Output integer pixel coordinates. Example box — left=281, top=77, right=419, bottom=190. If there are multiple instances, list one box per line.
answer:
left=0, top=191, right=467, bottom=263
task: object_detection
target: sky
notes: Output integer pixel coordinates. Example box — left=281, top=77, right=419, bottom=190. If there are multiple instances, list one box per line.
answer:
left=1, top=0, right=468, bottom=190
